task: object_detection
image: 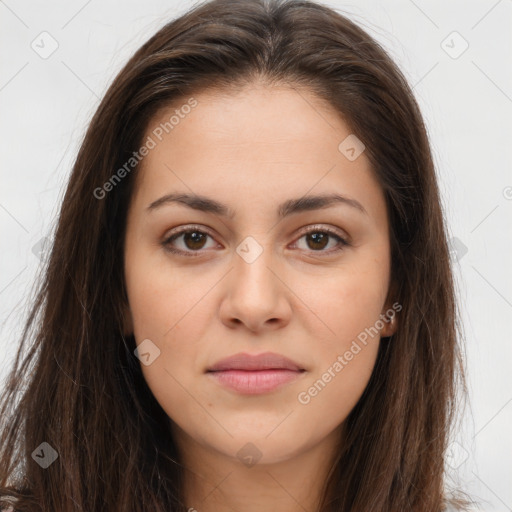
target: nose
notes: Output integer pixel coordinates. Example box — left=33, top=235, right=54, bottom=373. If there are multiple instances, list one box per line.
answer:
left=218, top=239, right=292, bottom=333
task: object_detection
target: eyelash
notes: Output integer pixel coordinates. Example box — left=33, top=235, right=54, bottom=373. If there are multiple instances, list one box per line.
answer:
left=161, top=224, right=350, bottom=258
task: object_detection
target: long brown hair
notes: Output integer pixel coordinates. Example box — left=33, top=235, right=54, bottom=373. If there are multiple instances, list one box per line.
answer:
left=0, top=0, right=476, bottom=510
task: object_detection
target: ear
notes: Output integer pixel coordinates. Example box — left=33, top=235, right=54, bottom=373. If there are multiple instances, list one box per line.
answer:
left=380, top=279, right=400, bottom=338
left=122, top=302, right=134, bottom=337
left=380, top=308, right=398, bottom=338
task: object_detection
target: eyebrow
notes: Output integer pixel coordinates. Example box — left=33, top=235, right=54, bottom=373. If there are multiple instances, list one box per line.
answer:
left=146, top=192, right=367, bottom=218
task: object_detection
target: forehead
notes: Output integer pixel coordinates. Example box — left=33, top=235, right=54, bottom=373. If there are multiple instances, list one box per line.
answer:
left=130, top=83, right=385, bottom=222
left=146, top=83, right=346, bottom=154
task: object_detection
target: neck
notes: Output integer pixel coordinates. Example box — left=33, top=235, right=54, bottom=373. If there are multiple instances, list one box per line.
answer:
left=173, top=425, right=343, bottom=512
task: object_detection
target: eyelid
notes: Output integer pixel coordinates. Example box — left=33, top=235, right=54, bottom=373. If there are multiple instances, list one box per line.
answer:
left=293, top=223, right=350, bottom=243
left=165, top=224, right=215, bottom=239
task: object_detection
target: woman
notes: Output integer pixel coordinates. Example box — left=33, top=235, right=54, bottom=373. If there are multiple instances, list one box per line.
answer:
left=0, top=0, right=477, bottom=510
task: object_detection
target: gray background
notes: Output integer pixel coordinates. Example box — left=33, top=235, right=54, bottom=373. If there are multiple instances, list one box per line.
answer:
left=1, top=1, right=511, bottom=510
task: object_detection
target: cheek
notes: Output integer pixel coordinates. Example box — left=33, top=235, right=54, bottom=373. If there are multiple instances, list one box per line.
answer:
left=293, top=281, right=384, bottom=436
left=124, top=248, right=215, bottom=398
left=126, top=276, right=210, bottom=400
left=294, top=256, right=387, bottom=410
left=126, top=268, right=211, bottom=429
left=299, top=256, right=389, bottom=350
left=124, top=242, right=203, bottom=340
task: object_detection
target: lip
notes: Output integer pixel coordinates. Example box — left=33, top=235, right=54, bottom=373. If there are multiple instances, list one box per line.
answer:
left=206, top=352, right=306, bottom=395
left=207, top=352, right=304, bottom=372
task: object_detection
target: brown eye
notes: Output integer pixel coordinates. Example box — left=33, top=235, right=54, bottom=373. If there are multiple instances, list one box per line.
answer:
left=305, top=232, right=329, bottom=250
left=180, top=231, right=208, bottom=250
left=293, top=226, right=349, bottom=255
left=162, top=224, right=349, bottom=258
left=162, top=227, right=218, bottom=256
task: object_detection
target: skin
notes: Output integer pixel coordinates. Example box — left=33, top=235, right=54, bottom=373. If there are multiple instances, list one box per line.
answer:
left=123, top=81, right=398, bottom=512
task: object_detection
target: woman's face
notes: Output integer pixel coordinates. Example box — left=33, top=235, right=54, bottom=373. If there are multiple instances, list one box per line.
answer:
left=123, top=82, right=396, bottom=466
